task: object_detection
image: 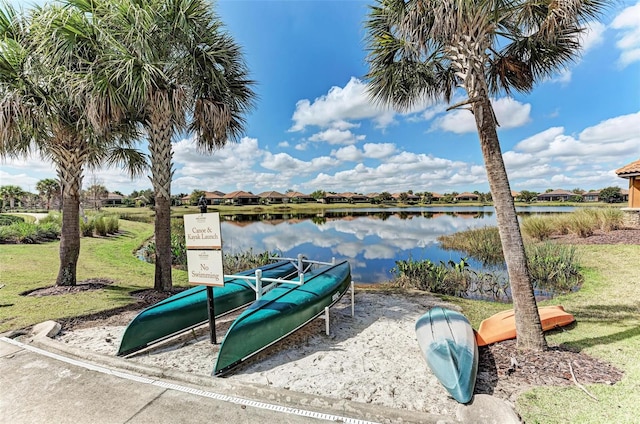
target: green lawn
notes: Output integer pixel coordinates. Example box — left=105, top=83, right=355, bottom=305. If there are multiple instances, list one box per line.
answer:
left=0, top=219, right=188, bottom=332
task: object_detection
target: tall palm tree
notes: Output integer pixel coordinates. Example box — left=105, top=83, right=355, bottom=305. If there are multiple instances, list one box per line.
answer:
left=0, top=4, right=146, bottom=286
left=70, top=0, right=256, bottom=291
left=364, top=0, right=609, bottom=350
left=35, top=178, right=61, bottom=211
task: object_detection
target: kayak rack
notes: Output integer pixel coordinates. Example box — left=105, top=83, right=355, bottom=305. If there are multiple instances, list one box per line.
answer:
left=223, top=254, right=355, bottom=336
left=224, top=254, right=337, bottom=300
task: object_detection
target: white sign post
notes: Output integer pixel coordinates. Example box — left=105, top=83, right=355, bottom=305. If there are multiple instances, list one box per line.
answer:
left=183, top=212, right=224, bottom=343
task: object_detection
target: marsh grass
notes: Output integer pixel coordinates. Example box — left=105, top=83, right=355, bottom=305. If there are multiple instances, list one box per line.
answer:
left=437, top=226, right=503, bottom=265
left=522, top=208, right=625, bottom=240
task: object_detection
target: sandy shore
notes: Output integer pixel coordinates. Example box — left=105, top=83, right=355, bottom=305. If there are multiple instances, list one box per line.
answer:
left=54, top=290, right=496, bottom=418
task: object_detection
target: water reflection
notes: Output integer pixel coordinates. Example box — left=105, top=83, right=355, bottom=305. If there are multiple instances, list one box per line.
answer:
left=219, top=207, right=573, bottom=285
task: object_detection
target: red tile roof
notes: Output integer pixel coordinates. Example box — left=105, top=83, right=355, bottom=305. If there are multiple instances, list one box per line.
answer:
left=616, top=159, right=640, bottom=177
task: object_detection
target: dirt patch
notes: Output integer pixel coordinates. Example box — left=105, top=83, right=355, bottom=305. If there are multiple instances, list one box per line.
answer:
left=550, top=228, right=640, bottom=245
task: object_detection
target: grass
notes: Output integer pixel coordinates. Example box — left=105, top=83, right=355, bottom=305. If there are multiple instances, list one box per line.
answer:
left=0, top=219, right=189, bottom=333
left=447, top=244, right=640, bottom=423
left=0, top=210, right=638, bottom=422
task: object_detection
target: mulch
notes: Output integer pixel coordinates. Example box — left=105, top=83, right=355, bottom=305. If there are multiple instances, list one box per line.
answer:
left=22, top=228, right=637, bottom=403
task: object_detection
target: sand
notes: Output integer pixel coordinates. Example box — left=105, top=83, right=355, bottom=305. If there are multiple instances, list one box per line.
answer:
left=54, top=291, right=482, bottom=417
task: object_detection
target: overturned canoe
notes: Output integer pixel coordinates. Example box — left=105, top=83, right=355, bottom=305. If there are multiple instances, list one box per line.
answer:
left=117, top=260, right=298, bottom=356
left=214, top=260, right=351, bottom=376
left=415, top=307, right=478, bottom=404
left=475, top=305, right=575, bottom=347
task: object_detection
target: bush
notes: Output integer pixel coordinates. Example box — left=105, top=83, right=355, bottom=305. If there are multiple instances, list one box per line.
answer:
left=566, top=209, right=598, bottom=237
left=437, top=226, right=503, bottom=265
left=521, top=215, right=554, bottom=241
left=0, top=220, right=60, bottom=243
left=94, top=216, right=108, bottom=236
left=39, top=213, right=62, bottom=226
left=526, top=242, right=582, bottom=294
left=596, top=207, right=624, bottom=231
left=105, top=216, right=120, bottom=234
left=0, top=214, right=25, bottom=226
left=80, top=219, right=95, bottom=237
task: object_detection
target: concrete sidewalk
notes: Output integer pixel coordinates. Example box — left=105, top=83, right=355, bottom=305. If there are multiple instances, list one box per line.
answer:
left=0, top=322, right=519, bottom=424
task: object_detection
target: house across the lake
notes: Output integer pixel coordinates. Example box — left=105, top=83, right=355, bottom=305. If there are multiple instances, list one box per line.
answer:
left=536, top=189, right=574, bottom=202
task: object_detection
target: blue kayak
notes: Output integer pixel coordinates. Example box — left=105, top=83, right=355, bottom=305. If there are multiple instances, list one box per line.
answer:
left=117, top=260, right=298, bottom=356
left=415, top=307, right=478, bottom=404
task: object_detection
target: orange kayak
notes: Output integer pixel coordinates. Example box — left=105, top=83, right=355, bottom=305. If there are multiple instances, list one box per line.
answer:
left=475, top=305, right=575, bottom=347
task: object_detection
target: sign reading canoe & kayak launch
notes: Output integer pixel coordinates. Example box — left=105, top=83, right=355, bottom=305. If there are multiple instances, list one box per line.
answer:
left=183, top=212, right=222, bottom=249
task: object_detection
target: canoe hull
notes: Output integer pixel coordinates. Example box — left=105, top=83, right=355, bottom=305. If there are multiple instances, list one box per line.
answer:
left=214, top=260, right=351, bottom=376
left=475, top=305, right=575, bottom=347
left=117, top=261, right=298, bottom=356
left=415, top=307, right=478, bottom=404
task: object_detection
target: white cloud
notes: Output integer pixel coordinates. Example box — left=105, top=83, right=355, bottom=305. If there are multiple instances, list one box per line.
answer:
left=289, top=77, right=395, bottom=132
left=332, top=142, right=397, bottom=162
left=431, top=97, right=531, bottom=134
left=362, top=143, right=397, bottom=159
left=515, top=127, right=565, bottom=153
left=578, top=111, right=640, bottom=144
left=611, top=1, right=640, bottom=67
left=308, top=128, right=366, bottom=145
left=580, top=21, right=607, bottom=54
left=278, top=141, right=290, bottom=148
left=332, top=145, right=363, bottom=162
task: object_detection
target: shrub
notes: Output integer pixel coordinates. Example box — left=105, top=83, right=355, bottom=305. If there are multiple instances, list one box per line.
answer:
left=0, top=214, right=25, bottom=226
left=80, top=219, right=95, bottom=237
left=526, top=242, right=582, bottom=294
left=105, top=216, right=120, bottom=234
left=596, top=207, right=624, bottom=231
left=566, top=209, right=598, bottom=237
left=521, top=215, right=554, bottom=241
left=94, top=216, right=108, bottom=236
left=39, top=213, right=62, bottom=226
left=0, top=221, right=61, bottom=244
left=437, top=226, right=503, bottom=265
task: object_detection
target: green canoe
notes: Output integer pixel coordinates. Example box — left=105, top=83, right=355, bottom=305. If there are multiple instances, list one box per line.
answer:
left=415, top=307, right=478, bottom=404
left=117, top=260, right=299, bottom=356
left=214, top=260, right=351, bottom=376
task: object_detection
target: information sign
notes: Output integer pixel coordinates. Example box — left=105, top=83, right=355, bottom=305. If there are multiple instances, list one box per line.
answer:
left=183, top=213, right=222, bottom=249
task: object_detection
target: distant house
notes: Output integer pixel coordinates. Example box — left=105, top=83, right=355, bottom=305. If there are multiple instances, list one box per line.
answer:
left=455, top=192, right=480, bottom=202
left=432, top=193, right=444, bottom=202
left=340, top=192, right=370, bottom=203
left=257, top=190, right=287, bottom=204
left=391, top=192, right=420, bottom=203
left=322, top=193, right=347, bottom=204
left=105, top=193, right=124, bottom=206
left=583, top=191, right=600, bottom=202
left=537, top=189, right=573, bottom=202
left=286, top=191, right=315, bottom=203
left=223, top=190, right=259, bottom=205
left=204, top=191, right=226, bottom=205
left=511, top=191, right=521, bottom=200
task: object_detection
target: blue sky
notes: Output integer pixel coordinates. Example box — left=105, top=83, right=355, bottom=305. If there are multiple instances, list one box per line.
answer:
left=1, top=0, right=639, bottom=196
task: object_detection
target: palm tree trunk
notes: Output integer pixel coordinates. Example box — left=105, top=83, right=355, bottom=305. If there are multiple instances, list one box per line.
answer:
left=147, top=94, right=174, bottom=292
left=472, top=95, right=547, bottom=351
left=55, top=149, right=85, bottom=287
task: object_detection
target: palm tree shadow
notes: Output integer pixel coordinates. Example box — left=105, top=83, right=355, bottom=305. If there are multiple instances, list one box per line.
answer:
left=475, top=345, right=498, bottom=395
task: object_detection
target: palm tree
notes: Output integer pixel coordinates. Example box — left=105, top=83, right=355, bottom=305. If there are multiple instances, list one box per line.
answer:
left=0, top=4, right=146, bottom=286
left=0, top=185, right=24, bottom=210
left=85, top=184, right=108, bottom=211
left=35, top=178, right=61, bottom=211
left=364, top=0, right=609, bottom=350
left=70, top=0, right=256, bottom=291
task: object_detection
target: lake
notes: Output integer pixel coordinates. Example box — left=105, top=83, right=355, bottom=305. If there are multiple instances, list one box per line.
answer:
left=219, top=206, right=575, bottom=284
